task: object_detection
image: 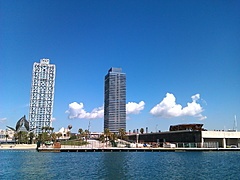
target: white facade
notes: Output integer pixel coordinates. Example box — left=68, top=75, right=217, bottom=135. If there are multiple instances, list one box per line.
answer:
left=202, top=131, right=240, bottom=148
left=29, top=59, right=56, bottom=134
left=0, top=129, right=15, bottom=142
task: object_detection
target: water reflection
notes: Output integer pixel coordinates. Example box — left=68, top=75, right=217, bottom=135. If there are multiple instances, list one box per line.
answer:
left=97, top=152, right=129, bottom=179
left=0, top=150, right=54, bottom=179
left=1, top=151, right=240, bottom=179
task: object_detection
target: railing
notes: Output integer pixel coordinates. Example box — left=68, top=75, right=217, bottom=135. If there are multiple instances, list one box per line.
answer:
left=175, top=142, right=219, bottom=148
left=40, top=141, right=220, bottom=149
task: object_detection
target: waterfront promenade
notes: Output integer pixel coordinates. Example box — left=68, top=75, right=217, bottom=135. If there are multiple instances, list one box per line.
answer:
left=1, top=140, right=240, bottom=152
left=0, top=144, right=37, bottom=150
left=37, top=146, right=240, bottom=152
left=37, top=140, right=240, bottom=152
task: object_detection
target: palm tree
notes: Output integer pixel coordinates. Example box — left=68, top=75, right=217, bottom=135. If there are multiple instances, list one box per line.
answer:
left=56, top=132, right=62, bottom=140
left=85, top=129, right=90, bottom=141
left=18, top=131, right=28, bottom=144
left=29, top=132, right=35, bottom=144
left=42, top=126, right=46, bottom=133
left=99, top=134, right=105, bottom=143
left=14, top=132, right=19, bottom=144
left=118, top=128, right=126, bottom=140
left=104, top=128, right=111, bottom=147
left=111, top=133, right=117, bottom=140
left=49, top=127, right=54, bottom=133
left=78, top=128, right=83, bottom=134
left=78, top=128, right=83, bottom=139
left=50, top=133, right=57, bottom=143
left=42, top=132, right=50, bottom=142
left=66, top=131, right=70, bottom=138
left=5, top=134, right=9, bottom=143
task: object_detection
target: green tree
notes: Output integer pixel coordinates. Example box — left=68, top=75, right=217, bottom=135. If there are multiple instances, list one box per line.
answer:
left=5, top=134, right=9, bottom=143
left=42, top=132, right=50, bottom=142
left=50, top=133, right=57, bottom=142
left=18, top=131, right=28, bottom=144
left=99, top=134, right=105, bottom=143
left=56, top=132, right=62, bottom=140
left=49, top=127, right=54, bottom=133
left=78, top=128, right=83, bottom=134
left=112, top=133, right=117, bottom=140
left=41, top=126, right=46, bottom=133
left=78, top=128, right=83, bottom=140
left=66, top=131, right=71, bottom=138
left=140, top=128, right=144, bottom=134
left=118, top=128, right=126, bottom=140
left=104, top=128, right=111, bottom=147
left=29, top=132, right=35, bottom=144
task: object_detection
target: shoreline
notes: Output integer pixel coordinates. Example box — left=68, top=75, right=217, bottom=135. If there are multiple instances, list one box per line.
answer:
left=1, top=144, right=240, bottom=152
left=0, top=144, right=37, bottom=150
left=37, top=147, right=240, bottom=152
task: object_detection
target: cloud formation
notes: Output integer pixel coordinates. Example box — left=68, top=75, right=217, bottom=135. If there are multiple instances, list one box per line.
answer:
left=66, top=101, right=145, bottom=119
left=126, top=101, right=145, bottom=114
left=0, top=117, right=7, bottom=123
left=150, top=93, right=206, bottom=120
left=66, top=102, right=104, bottom=119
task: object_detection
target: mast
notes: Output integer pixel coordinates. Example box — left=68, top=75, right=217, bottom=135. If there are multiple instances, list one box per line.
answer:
left=233, top=115, right=237, bottom=132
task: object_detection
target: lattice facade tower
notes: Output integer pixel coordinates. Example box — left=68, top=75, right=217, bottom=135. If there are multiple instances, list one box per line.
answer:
left=29, top=59, right=56, bottom=134
left=104, top=68, right=126, bottom=133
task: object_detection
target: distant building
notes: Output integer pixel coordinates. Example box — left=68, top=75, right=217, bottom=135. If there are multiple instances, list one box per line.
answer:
left=29, top=59, right=56, bottom=134
left=0, top=129, right=15, bottom=143
left=127, top=124, right=240, bottom=148
left=169, top=124, right=206, bottom=131
left=3, top=115, right=29, bottom=143
left=104, top=68, right=126, bottom=133
left=9, top=115, right=29, bottom=132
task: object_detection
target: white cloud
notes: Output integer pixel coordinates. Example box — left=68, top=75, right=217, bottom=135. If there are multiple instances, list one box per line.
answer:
left=126, top=101, right=145, bottom=114
left=150, top=93, right=206, bottom=120
left=0, top=118, right=7, bottom=123
left=66, top=101, right=145, bottom=120
left=66, top=102, right=104, bottom=119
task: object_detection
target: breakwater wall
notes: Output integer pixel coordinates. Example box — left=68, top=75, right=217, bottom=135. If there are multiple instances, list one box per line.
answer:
left=37, top=147, right=240, bottom=152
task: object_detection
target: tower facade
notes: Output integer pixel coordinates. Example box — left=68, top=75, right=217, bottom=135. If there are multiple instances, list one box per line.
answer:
left=104, top=68, right=126, bottom=133
left=29, top=59, right=56, bottom=134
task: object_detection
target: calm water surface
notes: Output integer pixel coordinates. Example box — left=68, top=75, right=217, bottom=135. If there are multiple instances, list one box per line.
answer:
left=0, top=150, right=240, bottom=180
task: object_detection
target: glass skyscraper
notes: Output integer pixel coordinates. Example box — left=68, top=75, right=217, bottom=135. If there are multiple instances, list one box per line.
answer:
left=104, top=68, right=126, bottom=133
left=29, top=59, right=56, bottom=134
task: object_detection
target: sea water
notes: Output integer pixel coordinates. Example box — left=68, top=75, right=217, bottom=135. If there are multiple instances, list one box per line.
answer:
left=0, top=150, right=240, bottom=180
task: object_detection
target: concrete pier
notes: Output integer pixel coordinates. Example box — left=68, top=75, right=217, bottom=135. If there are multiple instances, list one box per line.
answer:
left=37, top=147, right=240, bottom=152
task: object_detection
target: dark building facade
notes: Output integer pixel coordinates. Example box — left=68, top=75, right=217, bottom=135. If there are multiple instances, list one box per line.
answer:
left=7, top=115, right=29, bottom=132
left=104, top=68, right=126, bottom=133
left=128, top=131, right=202, bottom=145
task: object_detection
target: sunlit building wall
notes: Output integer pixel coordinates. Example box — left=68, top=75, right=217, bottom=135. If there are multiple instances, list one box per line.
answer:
left=104, top=68, right=126, bottom=133
left=29, top=59, right=56, bottom=134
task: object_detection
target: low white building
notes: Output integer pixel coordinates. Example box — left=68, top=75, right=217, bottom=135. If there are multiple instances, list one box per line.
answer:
left=202, top=130, right=240, bottom=148
left=0, top=129, right=15, bottom=143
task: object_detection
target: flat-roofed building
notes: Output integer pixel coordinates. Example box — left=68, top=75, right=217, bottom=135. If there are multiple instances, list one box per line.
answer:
left=127, top=124, right=240, bottom=148
left=29, top=59, right=56, bottom=134
left=104, top=68, right=126, bottom=133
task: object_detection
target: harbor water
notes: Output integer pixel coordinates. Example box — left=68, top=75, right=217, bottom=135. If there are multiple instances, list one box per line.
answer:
left=1, top=150, right=240, bottom=180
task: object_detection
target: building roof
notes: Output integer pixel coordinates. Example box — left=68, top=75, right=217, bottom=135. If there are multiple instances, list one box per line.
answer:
left=169, top=124, right=204, bottom=131
left=16, top=115, right=29, bottom=132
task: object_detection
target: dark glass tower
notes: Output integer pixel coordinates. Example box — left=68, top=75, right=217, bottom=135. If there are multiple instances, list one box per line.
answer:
left=104, top=68, right=126, bottom=133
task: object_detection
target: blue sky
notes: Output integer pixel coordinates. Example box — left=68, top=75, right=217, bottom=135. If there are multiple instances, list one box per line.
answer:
left=1, top=0, right=240, bottom=133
